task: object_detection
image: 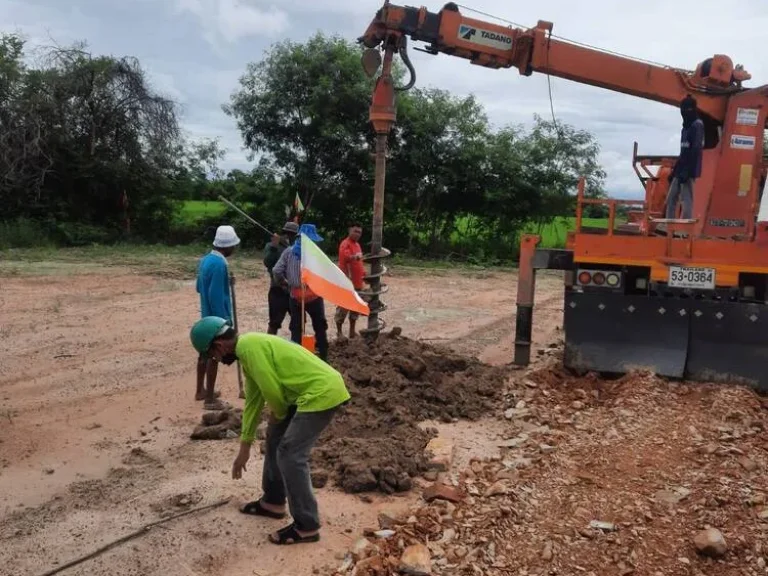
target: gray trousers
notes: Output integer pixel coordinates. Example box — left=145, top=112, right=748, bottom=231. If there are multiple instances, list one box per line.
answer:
left=666, top=177, right=695, bottom=219
left=261, top=405, right=337, bottom=531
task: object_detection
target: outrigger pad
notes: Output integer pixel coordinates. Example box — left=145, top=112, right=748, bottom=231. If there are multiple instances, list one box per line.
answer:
left=563, top=292, right=689, bottom=378
left=687, top=300, right=768, bottom=393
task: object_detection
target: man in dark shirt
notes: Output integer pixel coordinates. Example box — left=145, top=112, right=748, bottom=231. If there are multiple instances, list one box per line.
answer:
left=666, top=95, right=705, bottom=220
left=264, top=222, right=299, bottom=335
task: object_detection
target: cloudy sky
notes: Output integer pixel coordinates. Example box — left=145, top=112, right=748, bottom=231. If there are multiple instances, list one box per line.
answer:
left=4, top=0, right=765, bottom=197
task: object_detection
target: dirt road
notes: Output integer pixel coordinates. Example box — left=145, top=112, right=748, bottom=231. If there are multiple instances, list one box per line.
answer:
left=0, top=261, right=563, bottom=576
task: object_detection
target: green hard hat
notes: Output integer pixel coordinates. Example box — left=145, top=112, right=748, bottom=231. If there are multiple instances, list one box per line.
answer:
left=190, top=316, right=229, bottom=354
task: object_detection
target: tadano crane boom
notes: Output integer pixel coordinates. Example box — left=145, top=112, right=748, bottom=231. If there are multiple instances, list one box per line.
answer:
left=358, top=2, right=768, bottom=391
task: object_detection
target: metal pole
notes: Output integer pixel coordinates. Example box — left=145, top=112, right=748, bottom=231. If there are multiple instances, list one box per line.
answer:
left=366, top=133, right=388, bottom=336
left=229, top=271, right=244, bottom=399
left=217, top=195, right=275, bottom=236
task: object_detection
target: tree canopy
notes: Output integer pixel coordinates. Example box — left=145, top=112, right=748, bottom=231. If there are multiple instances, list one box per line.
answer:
left=225, top=33, right=606, bottom=259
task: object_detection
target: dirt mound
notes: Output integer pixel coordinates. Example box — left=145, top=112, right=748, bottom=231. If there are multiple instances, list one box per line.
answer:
left=311, top=332, right=511, bottom=494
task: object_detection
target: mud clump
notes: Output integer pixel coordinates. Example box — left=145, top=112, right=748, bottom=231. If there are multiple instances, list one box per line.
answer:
left=190, top=409, right=242, bottom=440
left=311, top=333, right=509, bottom=494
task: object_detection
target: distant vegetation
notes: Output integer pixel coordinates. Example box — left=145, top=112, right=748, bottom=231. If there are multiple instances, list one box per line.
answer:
left=1, top=31, right=609, bottom=261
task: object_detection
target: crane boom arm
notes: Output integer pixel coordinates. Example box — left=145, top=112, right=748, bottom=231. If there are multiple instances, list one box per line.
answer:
left=359, top=2, right=751, bottom=123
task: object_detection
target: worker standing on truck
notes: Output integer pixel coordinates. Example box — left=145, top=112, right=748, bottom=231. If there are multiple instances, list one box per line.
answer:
left=334, top=223, right=366, bottom=339
left=264, top=222, right=299, bottom=335
left=189, top=316, right=350, bottom=545
left=272, top=224, right=330, bottom=362
left=666, top=95, right=705, bottom=220
left=195, top=225, right=240, bottom=410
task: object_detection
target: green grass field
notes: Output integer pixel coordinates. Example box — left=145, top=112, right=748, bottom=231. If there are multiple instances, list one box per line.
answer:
left=177, top=201, right=613, bottom=250
left=175, top=200, right=227, bottom=225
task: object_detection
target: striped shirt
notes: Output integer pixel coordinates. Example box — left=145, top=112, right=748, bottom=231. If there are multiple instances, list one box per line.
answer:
left=272, top=246, right=302, bottom=288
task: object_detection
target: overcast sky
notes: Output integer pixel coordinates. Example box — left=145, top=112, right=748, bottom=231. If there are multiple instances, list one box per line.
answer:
left=3, top=0, right=765, bottom=197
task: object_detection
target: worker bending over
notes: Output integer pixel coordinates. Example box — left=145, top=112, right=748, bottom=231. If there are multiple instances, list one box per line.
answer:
left=272, top=224, right=330, bottom=362
left=189, top=316, right=350, bottom=545
left=195, top=225, right=240, bottom=410
left=666, top=95, right=704, bottom=220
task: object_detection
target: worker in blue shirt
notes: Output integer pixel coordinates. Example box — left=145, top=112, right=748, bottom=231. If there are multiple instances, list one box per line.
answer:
left=666, top=95, right=705, bottom=220
left=196, top=225, right=240, bottom=409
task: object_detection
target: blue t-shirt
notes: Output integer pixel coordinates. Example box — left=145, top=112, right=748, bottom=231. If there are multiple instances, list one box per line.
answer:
left=196, top=251, right=232, bottom=321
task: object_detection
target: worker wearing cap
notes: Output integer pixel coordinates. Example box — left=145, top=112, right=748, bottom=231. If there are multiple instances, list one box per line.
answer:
left=195, top=225, right=240, bottom=410
left=272, top=224, right=330, bottom=362
left=189, top=316, right=350, bottom=545
left=263, top=222, right=299, bottom=335
left=666, top=95, right=705, bottom=220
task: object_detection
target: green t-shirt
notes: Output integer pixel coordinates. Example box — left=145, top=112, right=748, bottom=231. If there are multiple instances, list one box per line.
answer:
left=236, top=333, right=350, bottom=443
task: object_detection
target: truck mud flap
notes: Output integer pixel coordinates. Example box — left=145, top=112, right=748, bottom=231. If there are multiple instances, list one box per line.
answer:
left=687, top=300, right=768, bottom=392
left=563, top=292, right=689, bottom=378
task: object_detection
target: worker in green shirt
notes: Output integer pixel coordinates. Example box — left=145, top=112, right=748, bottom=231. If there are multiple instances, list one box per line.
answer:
left=189, top=316, right=350, bottom=545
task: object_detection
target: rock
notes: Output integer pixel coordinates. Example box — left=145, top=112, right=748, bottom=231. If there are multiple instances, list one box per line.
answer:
left=422, top=470, right=438, bottom=481
left=43, top=468, right=55, bottom=475
left=352, top=537, right=373, bottom=560
left=524, top=379, right=538, bottom=388
left=698, top=443, right=718, bottom=455
left=539, top=444, right=555, bottom=454
left=541, top=541, right=553, bottom=561
left=399, top=543, right=431, bottom=575
left=378, top=512, right=398, bottom=530
left=439, top=528, right=456, bottom=544
left=738, top=457, right=758, bottom=472
left=374, top=530, right=395, bottom=539
left=497, top=435, right=528, bottom=448
left=425, top=437, right=454, bottom=472
left=483, top=481, right=509, bottom=498
left=589, top=520, right=617, bottom=532
left=353, top=555, right=384, bottom=576
left=757, top=508, right=768, bottom=520
left=571, top=400, right=585, bottom=410
left=654, top=487, right=691, bottom=506
left=504, top=408, right=515, bottom=420
left=394, top=357, right=427, bottom=380
left=423, top=483, right=464, bottom=504
left=748, top=494, right=766, bottom=506
left=757, top=557, right=766, bottom=569
left=694, top=528, right=727, bottom=558
left=311, top=469, right=329, bottom=489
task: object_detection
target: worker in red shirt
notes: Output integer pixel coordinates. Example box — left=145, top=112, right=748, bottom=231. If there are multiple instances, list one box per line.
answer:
left=334, top=223, right=366, bottom=338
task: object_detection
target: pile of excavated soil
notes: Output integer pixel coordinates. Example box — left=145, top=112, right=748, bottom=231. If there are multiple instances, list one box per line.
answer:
left=311, top=332, right=511, bottom=494
left=334, top=359, right=768, bottom=575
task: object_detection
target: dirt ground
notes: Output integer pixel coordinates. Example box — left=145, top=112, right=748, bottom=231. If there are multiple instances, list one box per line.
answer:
left=2, top=256, right=764, bottom=576
left=0, top=259, right=563, bottom=576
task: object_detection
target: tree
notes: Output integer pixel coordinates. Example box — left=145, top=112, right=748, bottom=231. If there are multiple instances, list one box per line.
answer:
left=226, top=33, right=607, bottom=259
left=0, top=35, right=188, bottom=243
left=224, top=32, right=376, bottom=236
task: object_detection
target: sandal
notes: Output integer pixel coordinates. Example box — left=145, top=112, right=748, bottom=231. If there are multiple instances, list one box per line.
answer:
left=240, top=500, right=286, bottom=519
left=196, top=390, right=221, bottom=401
left=268, top=523, right=320, bottom=545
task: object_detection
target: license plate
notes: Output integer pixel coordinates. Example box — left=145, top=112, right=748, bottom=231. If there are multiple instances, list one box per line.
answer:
left=668, top=266, right=716, bottom=290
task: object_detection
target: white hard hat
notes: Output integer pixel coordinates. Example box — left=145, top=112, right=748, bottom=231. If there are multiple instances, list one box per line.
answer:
left=213, top=225, right=240, bottom=248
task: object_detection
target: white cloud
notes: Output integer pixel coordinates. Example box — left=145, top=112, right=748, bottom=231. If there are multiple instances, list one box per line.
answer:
left=174, top=0, right=288, bottom=48
left=3, top=0, right=765, bottom=199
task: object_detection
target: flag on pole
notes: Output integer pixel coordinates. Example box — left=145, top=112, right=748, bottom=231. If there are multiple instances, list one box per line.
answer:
left=294, top=192, right=305, bottom=213
left=300, top=235, right=369, bottom=316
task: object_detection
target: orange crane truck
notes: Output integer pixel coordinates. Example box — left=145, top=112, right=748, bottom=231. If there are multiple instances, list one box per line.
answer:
left=358, top=1, right=768, bottom=391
